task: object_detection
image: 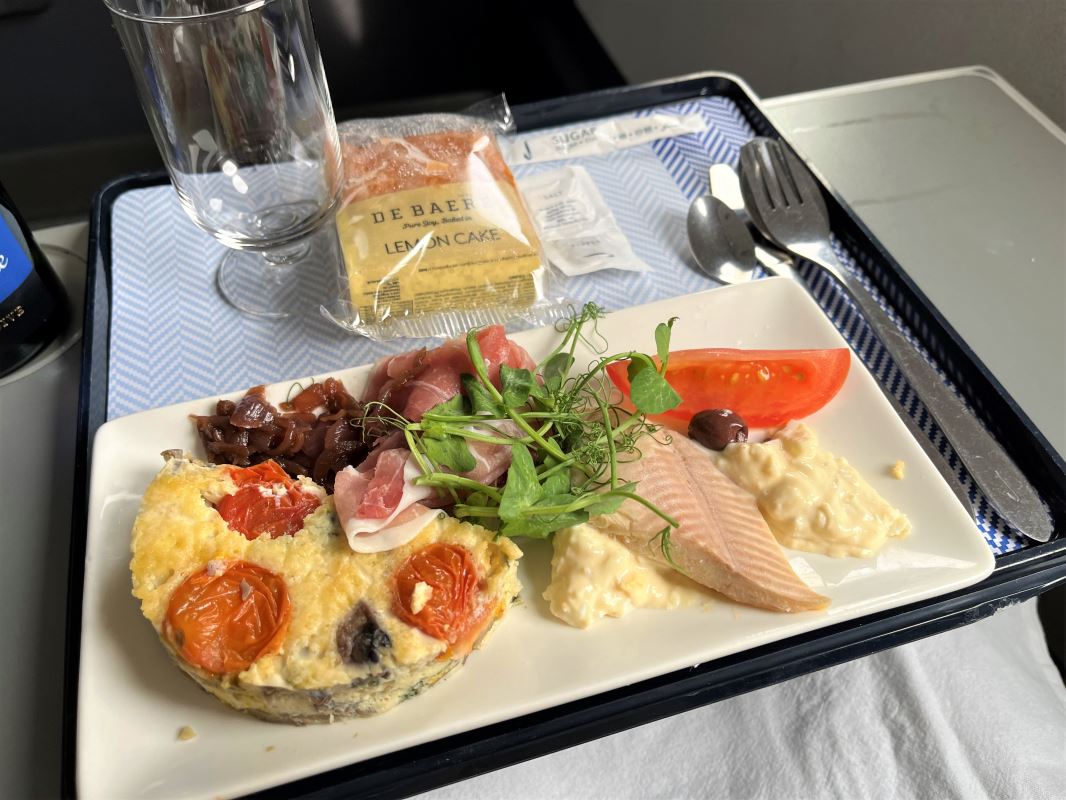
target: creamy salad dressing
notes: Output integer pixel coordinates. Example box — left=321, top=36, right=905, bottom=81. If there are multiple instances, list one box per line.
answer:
left=544, top=524, right=712, bottom=628
left=711, top=421, right=910, bottom=558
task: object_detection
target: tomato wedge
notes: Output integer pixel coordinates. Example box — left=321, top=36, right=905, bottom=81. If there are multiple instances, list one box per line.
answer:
left=217, top=461, right=320, bottom=540
left=164, top=561, right=290, bottom=675
left=393, top=543, right=481, bottom=651
left=606, top=348, right=850, bottom=428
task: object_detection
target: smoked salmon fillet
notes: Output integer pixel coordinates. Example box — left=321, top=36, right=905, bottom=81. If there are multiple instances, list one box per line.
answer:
left=591, top=433, right=829, bottom=613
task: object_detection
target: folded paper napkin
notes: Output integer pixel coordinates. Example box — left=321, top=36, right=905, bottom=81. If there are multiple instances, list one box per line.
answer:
left=416, top=601, right=1066, bottom=800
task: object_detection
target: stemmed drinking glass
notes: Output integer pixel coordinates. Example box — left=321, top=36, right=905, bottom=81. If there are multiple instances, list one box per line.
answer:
left=103, top=0, right=342, bottom=318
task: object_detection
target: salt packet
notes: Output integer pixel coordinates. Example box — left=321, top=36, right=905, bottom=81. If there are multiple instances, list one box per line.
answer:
left=518, top=165, right=649, bottom=277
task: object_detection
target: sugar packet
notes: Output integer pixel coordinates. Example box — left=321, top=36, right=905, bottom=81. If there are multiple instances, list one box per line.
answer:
left=518, top=165, right=649, bottom=277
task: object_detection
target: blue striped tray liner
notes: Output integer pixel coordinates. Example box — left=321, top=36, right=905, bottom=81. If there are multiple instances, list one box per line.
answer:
left=106, top=96, right=1026, bottom=555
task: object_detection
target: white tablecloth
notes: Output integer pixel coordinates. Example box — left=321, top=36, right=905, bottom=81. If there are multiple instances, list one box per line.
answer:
left=417, top=600, right=1066, bottom=799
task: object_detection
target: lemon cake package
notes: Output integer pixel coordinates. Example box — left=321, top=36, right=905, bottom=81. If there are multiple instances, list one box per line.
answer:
left=324, top=97, right=572, bottom=340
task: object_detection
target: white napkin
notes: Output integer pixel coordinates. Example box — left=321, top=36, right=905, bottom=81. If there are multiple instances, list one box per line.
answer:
left=416, top=600, right=1066, bottom=799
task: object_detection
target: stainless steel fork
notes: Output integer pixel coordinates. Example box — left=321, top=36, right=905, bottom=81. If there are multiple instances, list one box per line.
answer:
left=738, top=137, right=1052, bottom=542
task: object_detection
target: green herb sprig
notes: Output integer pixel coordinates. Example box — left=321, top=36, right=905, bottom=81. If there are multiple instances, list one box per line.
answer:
left=380, top=303, right=683, bottom=558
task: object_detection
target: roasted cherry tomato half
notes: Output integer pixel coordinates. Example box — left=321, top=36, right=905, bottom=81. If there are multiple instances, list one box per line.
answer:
left=607, top=348, right=850, bottom=428
left=164, top=561, right=290, bottom=675
left=228, top=460, right=291, bottom=487
left=216, top=460, right=319, bottom=540
left=393, top=543, right=481, bottom=650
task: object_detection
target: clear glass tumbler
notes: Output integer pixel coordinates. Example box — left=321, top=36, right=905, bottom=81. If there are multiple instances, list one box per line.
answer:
left=103, top=0, right=342, bottom=317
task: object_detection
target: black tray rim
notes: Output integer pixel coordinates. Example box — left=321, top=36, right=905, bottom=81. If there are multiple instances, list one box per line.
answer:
left=62, top=71, right=1066, bottom=800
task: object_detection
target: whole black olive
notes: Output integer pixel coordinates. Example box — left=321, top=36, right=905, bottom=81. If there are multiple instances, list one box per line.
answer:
left=688, top=409, right=748, bottom=451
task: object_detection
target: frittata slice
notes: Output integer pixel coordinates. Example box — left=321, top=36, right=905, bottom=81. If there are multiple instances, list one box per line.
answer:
left=130, top=456, right=522, bottom=723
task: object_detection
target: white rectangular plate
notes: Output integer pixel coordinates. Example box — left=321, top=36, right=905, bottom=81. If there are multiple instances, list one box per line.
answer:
left=78, top=278, right=994, bottom=799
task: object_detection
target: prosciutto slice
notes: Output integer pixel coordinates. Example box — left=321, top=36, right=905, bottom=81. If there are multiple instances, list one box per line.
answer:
left=361, top=348, right=427, bottom=409
left=462, top=421, right=523, bottom=484
left=362, top=325, right=536, bottom=422
left=333, top=443, right=439, bottom=553
left=352, top=448, right=408, bottom=519
left=334, top=328, right=536, bottom=553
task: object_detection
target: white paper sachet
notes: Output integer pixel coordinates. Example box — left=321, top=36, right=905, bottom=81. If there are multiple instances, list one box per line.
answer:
left=518, top=165, right=650, bottom=277
left=502, top=113, right=707, bottom=164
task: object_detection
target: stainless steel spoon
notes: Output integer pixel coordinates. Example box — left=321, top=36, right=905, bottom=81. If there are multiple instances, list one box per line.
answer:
left=685, top=194, right=758, bottom=283
left=738, top=136, right=1051, bottom=542
left=688, top=170, right=976, bottom=517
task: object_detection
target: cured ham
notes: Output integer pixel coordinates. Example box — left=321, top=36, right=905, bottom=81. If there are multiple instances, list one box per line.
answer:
left=361, top=348, right=427, bottom=409
left=333, top=420, right=522, bottom=553
left=333, top=435, right=437, bottom=553
left=362, top=325, right=536, bottom=422
left=349, top=448, right=408, bottom=519
left=462, top=420, right=523, bottom=485
left=337, top=328, right=534, bottom=552
left=334, top=450, right=440, bottom=554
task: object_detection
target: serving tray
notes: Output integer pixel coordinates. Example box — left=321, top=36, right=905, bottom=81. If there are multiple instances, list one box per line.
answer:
left=64, top=72, right=1066, bottom=799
